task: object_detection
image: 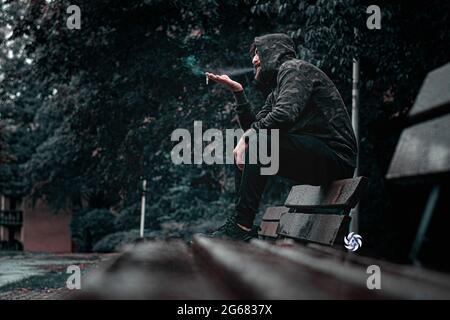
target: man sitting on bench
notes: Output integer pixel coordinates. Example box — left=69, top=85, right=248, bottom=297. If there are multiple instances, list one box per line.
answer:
left=206, top=33, right=357, bottom=241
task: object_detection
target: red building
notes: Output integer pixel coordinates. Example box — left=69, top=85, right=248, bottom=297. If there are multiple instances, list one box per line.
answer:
left=0, top=196, right=73, bottom=253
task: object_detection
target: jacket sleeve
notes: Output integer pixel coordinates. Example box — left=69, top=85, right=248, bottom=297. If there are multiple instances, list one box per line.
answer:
left=233, top=90, right=273, bottom=131
left=251, top=66, right=313, bottom=132
left=255, top=92, right=274, bottom=121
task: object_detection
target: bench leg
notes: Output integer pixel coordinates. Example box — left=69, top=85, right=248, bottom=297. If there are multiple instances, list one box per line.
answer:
left=409, top=185, right=440, bottom=264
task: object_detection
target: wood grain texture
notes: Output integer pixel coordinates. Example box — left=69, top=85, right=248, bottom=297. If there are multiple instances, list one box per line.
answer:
left=74, top=237, right=450, bottom=299
left=192, top=235, right=381, bottom=299
left=252, top=240, right=450, bottom=299
left=74, top=240, right=229, bottom=299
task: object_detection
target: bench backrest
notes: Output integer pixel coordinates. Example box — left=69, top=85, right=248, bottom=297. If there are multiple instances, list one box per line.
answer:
left=386, top=62, right=450, bottom=182
left=284, top=177, right=367, bottom=214
left=259, top=177, right=367, bottom=246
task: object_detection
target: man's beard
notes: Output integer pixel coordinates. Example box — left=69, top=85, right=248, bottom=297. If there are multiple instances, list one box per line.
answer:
left=253, top=66, right=272, bottom=98
left=254, top=66, right=262, bottom=81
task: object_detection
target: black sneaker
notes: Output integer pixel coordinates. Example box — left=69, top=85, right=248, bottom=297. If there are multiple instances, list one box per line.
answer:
left=210, top=215, right=256, bottom=242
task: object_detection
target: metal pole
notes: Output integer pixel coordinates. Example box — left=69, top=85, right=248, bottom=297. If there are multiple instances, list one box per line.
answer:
left=139, top=179, right=147, bottom=238
left=0, top=196, right=4, bottom=241
left=350, top=58, right=360, bottom=234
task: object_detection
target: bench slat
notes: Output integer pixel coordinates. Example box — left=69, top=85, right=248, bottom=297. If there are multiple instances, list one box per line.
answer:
left=192, top=235, right=380, bottom=299
left=252, top=240, right=450, bottom=299
left=259, top=206, right=290, bottom=239
left=284, top=177, right=367, bottom=213
left=258, top=221, right=279, bottom=238
left=261, top=206, right=289, bottom=221
left=75, top=241, right=230, bottom=299
left=278, top=212, right=349, bottom=245
left=386, top=114, right=450, bottom=180
left=408, top=62, right=450, bottom=121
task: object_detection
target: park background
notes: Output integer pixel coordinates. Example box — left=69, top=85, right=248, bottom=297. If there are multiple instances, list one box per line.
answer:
left=0, top=0, right=449, bottom=270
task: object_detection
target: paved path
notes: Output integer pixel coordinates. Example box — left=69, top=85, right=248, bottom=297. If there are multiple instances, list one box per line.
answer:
left=0, top=252, right=116, bottom=300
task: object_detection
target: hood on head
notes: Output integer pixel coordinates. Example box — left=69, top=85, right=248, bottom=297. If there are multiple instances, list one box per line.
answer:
left=253, top=33, right=296, bottom=87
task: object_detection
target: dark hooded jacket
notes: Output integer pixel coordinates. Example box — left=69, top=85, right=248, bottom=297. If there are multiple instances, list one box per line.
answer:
left=234, top=33, right=357, bottom=168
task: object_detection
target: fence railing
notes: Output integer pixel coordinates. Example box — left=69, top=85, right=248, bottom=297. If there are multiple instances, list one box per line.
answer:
left=0, top=210, right=23, bottom=226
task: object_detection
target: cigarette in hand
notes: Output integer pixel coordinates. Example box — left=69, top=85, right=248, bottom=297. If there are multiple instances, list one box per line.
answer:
left=205, top=73, right=209, bottom=85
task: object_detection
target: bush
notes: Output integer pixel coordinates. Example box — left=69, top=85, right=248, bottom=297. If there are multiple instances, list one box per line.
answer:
left=70, top=208, right=116, bottom=252
left=114, top=202, right=160, bottom=232
left=92, top=229, right=141, bottom=253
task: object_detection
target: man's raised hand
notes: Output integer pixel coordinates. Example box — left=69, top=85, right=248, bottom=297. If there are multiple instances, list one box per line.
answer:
left=205, top=72, right=243, bottom=92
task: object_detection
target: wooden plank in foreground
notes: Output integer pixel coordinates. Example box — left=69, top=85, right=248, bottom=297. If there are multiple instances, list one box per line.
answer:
left=74, top=240, right=229, bottom=300
left=192, top=235, right=381, bottom=299
left=252, top=240, right=450, bottom=300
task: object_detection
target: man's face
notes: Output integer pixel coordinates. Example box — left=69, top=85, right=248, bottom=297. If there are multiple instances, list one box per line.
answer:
left=252, top=49, right=262, bottom=81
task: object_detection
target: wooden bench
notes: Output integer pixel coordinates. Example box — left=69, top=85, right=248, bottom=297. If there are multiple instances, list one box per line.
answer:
left=258, top=177, right=367, bottom=247
left=75, top=236, right=450, bottom=299
left=386, top=62, right=450, bottom=263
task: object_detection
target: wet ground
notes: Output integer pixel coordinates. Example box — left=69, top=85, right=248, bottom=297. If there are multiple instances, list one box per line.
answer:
left=0, top=251, right=116, bottom=300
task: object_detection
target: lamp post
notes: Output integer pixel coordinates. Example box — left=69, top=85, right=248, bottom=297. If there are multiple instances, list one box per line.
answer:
left=350, top=58, right=360, bottom=234
left=140, top=179, right=147, bottom=238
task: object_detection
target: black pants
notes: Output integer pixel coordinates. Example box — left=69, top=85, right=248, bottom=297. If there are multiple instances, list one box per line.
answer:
left=234, top=133, right=355, bottom=228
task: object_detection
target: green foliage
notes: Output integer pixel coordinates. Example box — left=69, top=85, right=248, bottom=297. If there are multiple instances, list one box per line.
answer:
left=1, top=0, right=271, bottom=205
left=92, top=229, right=142, bottom=253
left=70, top=208, right=116, bottom=252
left=115, top=202, right=160, bottom=232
